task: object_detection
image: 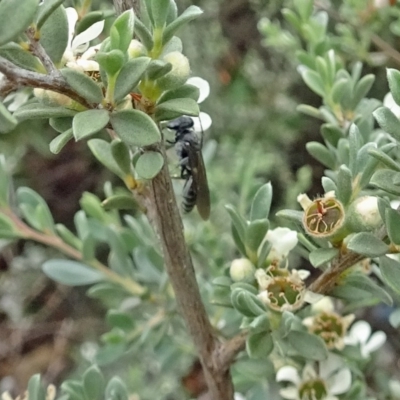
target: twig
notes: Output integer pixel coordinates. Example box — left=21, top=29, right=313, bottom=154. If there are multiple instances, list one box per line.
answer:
left=0, top=56, right=93, bottom=109
left=26, top=27, right=60, bottom=76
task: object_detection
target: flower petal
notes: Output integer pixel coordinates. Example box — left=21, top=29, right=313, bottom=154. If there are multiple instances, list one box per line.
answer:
left=327, top=368, right=352, bottom=395
left=279, top=387, right=299, bottom=399
left=319, top=353, right=343, bottom=379
left=192, top=112, right=212, bottom=132
left=348, top=320, right=371, bottom=345
left=362, top=331, right=386, bottom=357
left=187, top=77, right=210, bottom=103
left=266, top=227, right=298, bottom=257
left=276, top=366, right=301, bottom=384
left=65, top=7, right=78, bottom=50
left=72, top=20, right=105, bottom=52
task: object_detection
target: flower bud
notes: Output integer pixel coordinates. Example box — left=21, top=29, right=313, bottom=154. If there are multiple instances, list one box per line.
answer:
left=128, top=39, right=146, bottom=58
left=346, top=196, right=383, bottom=232
left=155, top=51, right=190, bottom=91
left=34, top=88, right=73, bottom=107
left=230, top=258, right=256, bottom=283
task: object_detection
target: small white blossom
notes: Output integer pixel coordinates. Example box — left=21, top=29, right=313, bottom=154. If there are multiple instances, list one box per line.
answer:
left=63, top=7, right=104, bottom=71
left=344, top=320, right=386, bottom=358
left=186, top=76, right=212, bottom=132
left=277, top=353, right=352, bottom=400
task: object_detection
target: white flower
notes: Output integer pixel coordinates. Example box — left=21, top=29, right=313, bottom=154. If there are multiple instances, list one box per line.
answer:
left=277, top=353, right=352, bottom=400
left=259, top=227, right=298, bottom=265
left=186, top=76, right=212, bottom=132
left=63, top=7, right=104, bottom=71
left=383, top=92, right=400, bottom=119
left=344, top=320, right=386, bottom=358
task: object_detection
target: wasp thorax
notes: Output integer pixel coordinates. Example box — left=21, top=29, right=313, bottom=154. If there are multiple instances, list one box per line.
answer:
left=303, top=197, right=345, bottom=239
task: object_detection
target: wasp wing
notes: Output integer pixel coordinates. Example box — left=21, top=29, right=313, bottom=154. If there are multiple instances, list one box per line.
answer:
left=187, top=146, right=210, bottom=220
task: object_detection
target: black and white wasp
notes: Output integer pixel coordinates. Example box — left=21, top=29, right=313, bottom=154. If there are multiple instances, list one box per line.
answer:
left=167, top=116, right=210, bottom=220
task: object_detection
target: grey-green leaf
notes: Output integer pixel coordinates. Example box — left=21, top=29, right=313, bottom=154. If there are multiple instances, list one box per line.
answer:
left=380, top=256, right=400, bottom=296
left=61, top=68, right=103, bottom=104
left=83, top=365, right=105, bottom=400
left=0, top=101, right=18, bottom=133
left=0, top=0, right=39, bottom=47
left=246, top=331, right=274, bottom=359
left=36, top=0, right=65, bottom=29
left=49, top=128, right=73, bottom=154
left=309, top=247, right=339, bottom=268
left=385, top=207, right=400, bottom=245
left=154, top=98, right=199, bottom=122
left=114, top=57, right=151, bottom=101
left=42, top=259, right=105, bottom=286
left=157, top=84, right=200, bottom=104
left=111, top=109, right=161, bottom=146
left=371, top=170, right=400, bottom=196
left=14, top=103, right=77, bottom=120
left=73, top=109, right=109, bottom=141
left=387, top=68, right=400, bottom=107
left=287, top=330, right=328, bottom=361
left=40, top=5, right=68, bottom=64
left=250, top=182, right=273, bottom=221
left=347, top=232, right=389, bottom=257
left=373, top=106, right=400, bottom=142
left=135, top=151, right=164, bottom=179
left=162, top=6, right=203, bottom=45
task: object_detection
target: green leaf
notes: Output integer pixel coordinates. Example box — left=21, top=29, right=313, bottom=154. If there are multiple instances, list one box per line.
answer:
left=370, top=170, right=400, bottom=196
left=83, top=365, right=105, bottom=400
left=246, top=331, right=273, bottom=359
left=0, top=157, right=10, bottom=207
left=114, top=57, right=151, bottom=101
left=55, top=223, right=82, bottom=250
left=135, top=151, right=164, bottom=179
left=96, top=49, right=125, bottom=76
left=72, top=110, right=109, bottom=141
left=336, top=165, right=352, bottom=205
left=231, top=288, right=266, bottom=317
left=287, top=330, right=328, bottom=361
left=111, top=109, right=161, bottom=146
left=80, top=192, right=107, bottom=222
left=346, top=232, right=389, bottom=257
left=105, top=377, right=129, bottom=400
left=306, top=142, right=335, bottom=169
left=49, top=128, right=73, bottom=154
left=373, top=106, right=400, bottom=142
left=321, top=124, right=344, bottom=147
left=0, top=214, right=19, bottom=239
left=380, top=256, right=400, bottom=295
left=245, top=219, right=269, bottom=262
left=275, top=209, right=304, bottom=225
left=155, top=98, right=199, bottom=122
left=250, top=182, right=273, bottom=221
left=17, top=187, right=55, bottom=233
left=309, top=248, right=339, bottom=268
left=61, top=69, right=103, bottom=104
left=162, top=6, right=203, bottom=45
left=353, top=74, right=375, bottom=108
left=88, top=139, right=125, bottom=179
left=339, top=273, right=393, bottom=305
left=0, top=43, right=42, bottom=71
left=111, top=9, right=134, bottom=53
left=387, top=68, right=400, bottom=106
left=225, top=204, right=247, bottom=250
left=102, top=194, right=138, bottom=211
left=49, top=117, right=73, bottom=133
left=0, top=101, right=18, bottom=133
left=368, top=147, right=400, bottom=172
left=146, top=60, right=172, bottom=80
left=36, top=0, right=65, bottom=29
left=301, top=69, right=325, bottom=97
left=106, top=310, right=135, bottom=330
left=151, top=0, right=170, bottom=28
left=385, top=208, right=400, bottom=245
left=27, top=374, right=45, bottom=400
left=321, top=177, right=337, bottom=193
left=157, top=84, right=200, bottom=104
left=14, top=103, right=77, bottom=120
left=111, top=140, right=132, bottom=175
left=40, top=5, right=68, bottom=64
left=42, top=259, right=105, bottom=286
left=0, top=0, right=39, bottom=46
left=76, top=10, right=113, bottom=34
left=133, top=18, right=154, bottom=51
